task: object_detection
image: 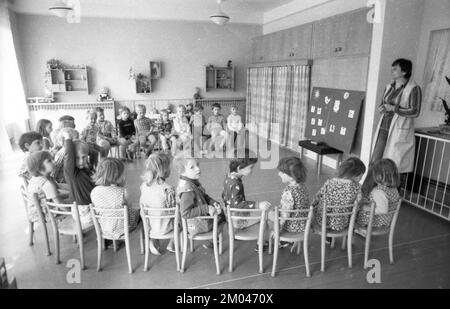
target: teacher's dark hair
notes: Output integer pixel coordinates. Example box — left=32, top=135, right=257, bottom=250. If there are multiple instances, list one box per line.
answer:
left=392, top=58, right=413, bottom=79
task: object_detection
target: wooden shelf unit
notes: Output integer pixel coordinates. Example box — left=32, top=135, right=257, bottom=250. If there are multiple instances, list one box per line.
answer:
left=205, top=66, right=235, bottom=91
left=45, top=65, right=89, bottom=94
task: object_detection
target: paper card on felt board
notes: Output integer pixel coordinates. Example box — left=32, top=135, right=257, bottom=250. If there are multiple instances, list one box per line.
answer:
left=318, top=119, right=323, bottom=126
left=317, top=108, right=322, bottom=115
left=333, top=100, right=341, bottom=113
left=348, top=110, right=355, bottom=118
left=311, top=106, right=316, bottom=113
left=311, top=118, right=316, bottom=125
left=329, top=124, right=335, bottom=133
left=340, top=127, right=347, bottom=136
left=320, top=128, right=326, bottom=135
left=312, top=129, right=317, bottom=136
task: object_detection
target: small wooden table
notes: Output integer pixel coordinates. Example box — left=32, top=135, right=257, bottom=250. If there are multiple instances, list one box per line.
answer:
left=298, top=140, right=343, bottom=176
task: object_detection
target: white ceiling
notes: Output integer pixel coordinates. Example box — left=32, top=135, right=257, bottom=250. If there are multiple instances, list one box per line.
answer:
left=9, top=0, right=324, bottom=24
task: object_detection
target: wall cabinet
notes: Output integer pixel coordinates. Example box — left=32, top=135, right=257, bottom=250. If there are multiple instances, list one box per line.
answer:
left=312, top=18, right=334, bottom=59
left=205, top=66, right=235, bottom=91
left=282, top=24, right=313, bottom=60
left=45, top=65, right=89, bottom=94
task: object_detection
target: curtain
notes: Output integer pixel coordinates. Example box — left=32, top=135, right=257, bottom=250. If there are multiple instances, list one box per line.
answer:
left=0, top=0, right=29, bottom=156
left=423, top=28, right=450, bottom=112
left=246, top=64, right=310, bottom=152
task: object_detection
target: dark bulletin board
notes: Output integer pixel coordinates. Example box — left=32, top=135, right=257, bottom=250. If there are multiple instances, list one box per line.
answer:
left=304, top=87, right=365, bottom=153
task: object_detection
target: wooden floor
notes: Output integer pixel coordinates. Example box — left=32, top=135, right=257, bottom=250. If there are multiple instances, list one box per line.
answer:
left=0, top=147, right=449, bottom=289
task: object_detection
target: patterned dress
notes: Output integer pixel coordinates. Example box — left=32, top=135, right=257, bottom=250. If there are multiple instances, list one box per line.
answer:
left=140, top=182, right=176, bottom=236
left=26, top=176, right=58, bottom=222
left=97, top=120, right=117, bottom=144
left=81, top=124, right=99, bottom=144
left=357, top=185, right=400, bottom=227
left=222, top=173, right=258, bottom=229
left=279, top=183, right=310, bottom=233
left=90, top=185, right=140, bottom=239
left=312, top=178, right=361, bottom=232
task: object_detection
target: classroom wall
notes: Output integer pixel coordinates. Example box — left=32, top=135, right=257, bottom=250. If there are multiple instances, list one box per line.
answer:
left=413, top=0, right=450, bottom=128
left=13, top=14, right=261, bottom=102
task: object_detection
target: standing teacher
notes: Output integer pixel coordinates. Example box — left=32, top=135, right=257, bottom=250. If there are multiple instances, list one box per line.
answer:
left=363, top=59, right=422, bottom=195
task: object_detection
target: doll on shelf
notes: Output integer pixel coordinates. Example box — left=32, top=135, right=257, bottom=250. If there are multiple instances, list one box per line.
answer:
left=193, top=87, right=202, bottom=100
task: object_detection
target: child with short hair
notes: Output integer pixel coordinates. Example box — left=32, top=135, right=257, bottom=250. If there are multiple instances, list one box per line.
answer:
left=356, top=159, right=400, bottom=227
left=96, top=107, right=117, bottom=147
left=222, top=149, right=271, bottom=230
left=18, top=131, right=43, bottom=184
left=158, top=109, right=173, bottom=152
left=206, top=103, right=228, bottom=152
left=81, top=110, right=108, bottom=168
left=26, top=151, right=65, bottom=222
left=35, top=119, right=53, bottom=150
left=171, top=105, right=191, bottom=157
left=62, top=130, right=94, bottom=228
left=91, top=158, right=140, bottom=239
left=117, top=106, right=137, bottom=161
left=185, top=103, right=194, bottom=123
left=140, top=152, right=176, bottom=254
left=190, top=105, right=207, bottom=157
left=312, top=157, right=366, bottom=232
left=51, top=128, right=79, bottom=184
left=50, top=115, right=75, bottom=148
left=274, top=157, right=309, bottom=233
left=174, top=155, right=223, bottom=237
left=134, top=104, right=158, bottom=158
left=227, top=105, right=243, bottom=147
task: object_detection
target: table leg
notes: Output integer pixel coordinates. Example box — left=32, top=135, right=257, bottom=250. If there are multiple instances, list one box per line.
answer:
left=299, top=147, right=303, bottom=159
left=317, top=155, right=323, bottom=176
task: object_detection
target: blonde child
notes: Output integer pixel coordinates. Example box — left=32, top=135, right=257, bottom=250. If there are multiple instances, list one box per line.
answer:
left=140, top=152, right=176, bottom=254
left=26, top=151, right=65, bottom=222
left=206, top=103, right=228, bottom=153
left=96, top=107, right=117, bottom=147
left=90, top=158, right=140, bottom=239
left=312, top=157, right=366, bottom=232
left=171, top=105, right=191, bottom=156
left=80, top=110, right=108, bottom=168
left=50, top=115, right=75, bottom=150
left=175, top=154, right=223, bottom=238
left=18, top=131, right=44, bottom=185
left=51, top=128, right=79, bottom=184
left=190, top=105, right=207, bottom=157
left=117, top=106, right=137, bottom=161
left=35, top=119, right=54, bottom=150
left=227, top=105, right=244, bottom=148
left=356, top=159, right=401, bottom=227
left=134, top=105, right=158, bottom=158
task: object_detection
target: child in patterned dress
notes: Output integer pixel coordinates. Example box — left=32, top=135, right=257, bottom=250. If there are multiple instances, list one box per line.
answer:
left=80, top=111, right=108, bottom=168
left=175, top=155, right=223, bottom=238
left=356, top=159, right=400, bottom=228
left=96, top=107, right=117, bottom=148
left=35, top=119, right=54, bottom=150
left=140, top=152, right=176, bottom=255
left=312, top=157, right=366, bottom=232
left=190, top=105, right=207, bottom=157
left=134, top=105, right=158, bottom=158
left=222, top=150, right=272, bottom=248
left=158, top=109, right=173, bottom=153
left=91, top=158, right=140, bottom=240
left=206, top=103, right=228, bottom=153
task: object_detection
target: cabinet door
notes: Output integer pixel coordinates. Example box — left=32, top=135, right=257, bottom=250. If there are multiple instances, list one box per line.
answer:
left=290, top=23, right=313, bottom=60
left=251, top=37, right=264, bottom=63
left=262, top=33, right=275, bottom=62
left=271, top=30, right=285, bottom=62
left=312, top=18, right=333, bottom=59
left=331, top=9, right=372, bottom=57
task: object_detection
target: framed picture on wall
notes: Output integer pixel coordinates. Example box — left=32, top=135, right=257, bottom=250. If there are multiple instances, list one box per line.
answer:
left=150, top=61, right=162, bottom=79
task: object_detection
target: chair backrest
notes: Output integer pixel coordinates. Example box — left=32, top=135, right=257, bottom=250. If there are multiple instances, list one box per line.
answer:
left=365, top=199, right=402, bottom=232
left=89, top=204, right=129, bottom=238
left=46, top=201, right=83, bottom=234
left=140, top=205, right=179, bottom=233
left=179, top=208, right=219, bottom=238
left=227, top=206, right=266, bottom=239
left=321, top=201, right=358, bottom=232
left=273, top=205, right=313, bottom=233
left=20, top=185, right=44, bottom=222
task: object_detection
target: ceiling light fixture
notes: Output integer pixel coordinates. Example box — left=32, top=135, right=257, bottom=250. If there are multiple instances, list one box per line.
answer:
left=48, top=0, right=73, bottom=18
left=210, top=0, right=230, bottom=26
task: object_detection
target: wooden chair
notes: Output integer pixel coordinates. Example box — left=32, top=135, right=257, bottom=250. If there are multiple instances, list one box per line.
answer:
left=354, top=199, right=402, bottom=268
left=315, top=201, right=358, bottom=272
left=180, top=214, right=224, bottom=275
left=140, top=205, right=181, bottom=271
left=227, top=207, right=266, bottom=274
left=19, top=185, right=51, bottom=256
left=46, top=201, right=94, bottom=269
left=269, top=206, right=314, bottom=277
left=89, top=204, right=144, bottom=274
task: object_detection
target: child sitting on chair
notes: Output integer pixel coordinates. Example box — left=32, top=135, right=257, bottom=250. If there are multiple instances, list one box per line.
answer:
left=50, top=115, right=76, bottom=152
left=117, top=106, right=137, bottom=161
left=158, top=109, right=173, bottom=153
left=356, top=159, right=400, bottom=228
left=51, top=128, right=79, bottom=184
left=91, top=158, right=140, bottom=240
left=171, top=105, right=191, bottom=157
left=80, top=110, right=108, bottom=168
left=62, top=130, right=94, bottom=228
left=222, top=149, right=272, bottom=230
left=206, top=103, right=228, bottom=153
left=190, top=105, right=207, bottom=157
left=18, top=131, right=44, bottom=184
left=312, top=157, right=366, bottom=232
left=96, top=107, right=117, bottom=148
left=26, top=151, right=66, bottom=223
left=134, top=104, right=158, bottom=158
left=140, top=152, right=176, bottom=254
left=227, top=105, right=244, bottom=147
left=185, top=102, right=194, bottom=123
left=175, top=154, right=223, bottom=237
